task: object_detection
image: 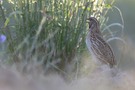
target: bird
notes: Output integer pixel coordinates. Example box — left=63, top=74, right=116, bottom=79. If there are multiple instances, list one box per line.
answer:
left=86, top=17, right=116, bottom=68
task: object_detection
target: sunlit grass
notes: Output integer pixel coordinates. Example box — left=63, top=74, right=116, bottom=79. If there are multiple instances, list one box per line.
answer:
left=0, top=0, right=115, bottom=74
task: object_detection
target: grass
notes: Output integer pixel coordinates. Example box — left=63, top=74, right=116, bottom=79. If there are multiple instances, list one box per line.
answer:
left=0, top=0, right=117, bottom=74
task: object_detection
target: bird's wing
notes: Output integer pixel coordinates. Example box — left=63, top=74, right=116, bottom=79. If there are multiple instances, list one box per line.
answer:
left=90, top=34, right=116, bottom=66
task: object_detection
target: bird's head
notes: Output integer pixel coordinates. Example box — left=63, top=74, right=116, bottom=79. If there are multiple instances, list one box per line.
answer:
left=86, top=17, right=99, bottom=28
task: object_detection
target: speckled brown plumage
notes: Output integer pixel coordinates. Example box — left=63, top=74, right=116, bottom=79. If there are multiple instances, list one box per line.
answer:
left=86, top=17, right=116, bottom=68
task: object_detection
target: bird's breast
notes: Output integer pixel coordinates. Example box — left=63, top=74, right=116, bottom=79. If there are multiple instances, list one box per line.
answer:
left=86, top=32, right=92, bottom=52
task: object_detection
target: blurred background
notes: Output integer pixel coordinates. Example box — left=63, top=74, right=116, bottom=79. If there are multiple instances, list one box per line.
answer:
left=106, top=0, right=135, bottom=71
left=108, top=0, right=135, bottom=39
left=0, top=0, right=135, bottom=90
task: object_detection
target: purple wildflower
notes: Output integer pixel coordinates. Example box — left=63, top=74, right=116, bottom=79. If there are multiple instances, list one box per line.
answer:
left=0, top=34, right=6, bottom=43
